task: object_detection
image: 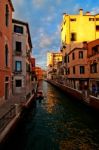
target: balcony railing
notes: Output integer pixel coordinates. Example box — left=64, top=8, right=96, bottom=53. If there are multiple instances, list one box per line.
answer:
left=14, top=70, right=22, bottom=74
left=15, top=50, right=22, bottom=56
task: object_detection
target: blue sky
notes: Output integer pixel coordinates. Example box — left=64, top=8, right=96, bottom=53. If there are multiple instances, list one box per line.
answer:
left=12, top=0, right=99, bottom=69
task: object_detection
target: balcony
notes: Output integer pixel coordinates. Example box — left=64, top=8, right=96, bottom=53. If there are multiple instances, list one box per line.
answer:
left=14, top=70, right=22, bottom=74
left=15, top=50, right=22, bottom=56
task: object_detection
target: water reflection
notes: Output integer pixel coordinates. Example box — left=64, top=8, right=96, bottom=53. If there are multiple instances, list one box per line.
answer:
left=2, top=81, right=99, bottom=150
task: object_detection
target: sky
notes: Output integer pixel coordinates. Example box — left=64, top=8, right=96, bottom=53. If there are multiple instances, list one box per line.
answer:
left=12, top=0, right=99, bottom=69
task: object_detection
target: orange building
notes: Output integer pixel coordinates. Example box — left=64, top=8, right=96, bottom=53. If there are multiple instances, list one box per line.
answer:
left=87, top=39, right=99, bottom=96
left=0, top=0, right=14, bottom=104
left=35, top=67, right=43, bottom=80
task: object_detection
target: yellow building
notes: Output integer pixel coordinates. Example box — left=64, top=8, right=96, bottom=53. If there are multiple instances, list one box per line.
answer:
left=47, top=52, right=62, bottom=68
left=47, top=52, right=62, bottom=79
left=61, top=9, right=99, bottom=45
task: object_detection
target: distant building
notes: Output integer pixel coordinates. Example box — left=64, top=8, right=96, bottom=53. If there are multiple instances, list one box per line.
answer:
left=47, top=52, right=62, bottom=79
left=0, top=0, right=14, bottom=104
left=12, top=19, right=33, bottom=98
left=35, top=67, right=43, bottom=80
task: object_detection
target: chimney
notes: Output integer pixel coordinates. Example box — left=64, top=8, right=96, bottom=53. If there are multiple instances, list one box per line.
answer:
left=86, top=11, right=90, bottom=15
left=79, top=9, right=83, bottom=15
left=62, top=13, right=66, bottom=20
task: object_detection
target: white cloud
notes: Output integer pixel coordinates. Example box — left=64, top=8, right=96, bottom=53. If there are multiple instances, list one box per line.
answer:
left=91, top=7, right=99, bottom=14
left=73, top=4, right=81, bottom=13
left=32, top=0, right=45, bottom=8
left=41, top=16, right=55, bottom=24
left=56, top=0, right=61, bottom=5
left=12, top=0, right=24, bottom=18
left=39, top=35, right=52, bottom=48
left=12, top=0, right=24, bottom=6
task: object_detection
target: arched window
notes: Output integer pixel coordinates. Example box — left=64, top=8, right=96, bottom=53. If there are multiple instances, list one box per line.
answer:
left=5, top=44, right=9, bottom=67
left=5, top=4, right=9, bottom=26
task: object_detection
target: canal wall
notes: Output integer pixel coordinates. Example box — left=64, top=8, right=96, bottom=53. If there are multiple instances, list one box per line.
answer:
left=47, top=79, right=99, bottom=111
left=0, top=92, right=36, bottom=146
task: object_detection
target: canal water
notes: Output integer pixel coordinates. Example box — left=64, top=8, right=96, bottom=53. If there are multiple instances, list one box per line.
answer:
left=2, top=81, right=99, bottom=150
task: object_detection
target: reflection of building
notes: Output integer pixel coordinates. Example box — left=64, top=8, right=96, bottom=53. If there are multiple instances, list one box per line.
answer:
left=0, top=0, right=14, bottom=104
left=87, top=39, right=99, bottom=95
left=35, top=67, right=43, bottom=80
left=47, top=52, right=62, bottom=79
left=12, top=19, right=32, bottom=97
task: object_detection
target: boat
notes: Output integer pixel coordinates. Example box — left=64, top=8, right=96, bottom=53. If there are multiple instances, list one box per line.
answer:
left=36, top=90, right=44, bottom=100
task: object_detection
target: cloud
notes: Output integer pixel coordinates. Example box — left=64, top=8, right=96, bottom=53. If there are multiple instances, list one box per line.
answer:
left=42, top=16, right=54, bottom=23
left=39, top=36, right=52, bottom=48
left=91, top=7, right=99, bottom=14
left=73, top=4, right=81, bottom=13
left=32, top=0, right=45, bottom=8
left=12, top=0, right=25, bottom=19
left=12, top=0, right=24, bottom=6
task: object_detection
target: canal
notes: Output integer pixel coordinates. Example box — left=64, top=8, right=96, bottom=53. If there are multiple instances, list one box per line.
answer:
left=2, top=81, right=99, bottom=150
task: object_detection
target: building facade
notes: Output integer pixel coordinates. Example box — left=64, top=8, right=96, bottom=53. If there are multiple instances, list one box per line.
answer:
left=30, top=57, right=37, bottom=81
left=0, top=0, right=14, bottom=104
left=64, top=45, right=89, bottom=90
left=61, top=9, right=99, bottom=46
left=35, top=67, right=43, bottom=80
left=87, top=39, right=99, bottom=96
left=12, top=19, right=32, bottom=99
left=59, top=9, right=99, bottom=95
left=47, top=52, right=62, bottom=79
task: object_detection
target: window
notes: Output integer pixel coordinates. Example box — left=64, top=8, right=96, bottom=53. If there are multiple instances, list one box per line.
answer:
left=5, top=77, right=9, bottom=81
left=5, top=44, right=8, bottom=67
left=16, top=41, right=22, bottom=52
left=73, top=66, right=75, bottom=74
left=67, top=68, right=70, bottom=74
left=16, top=80, right=22, bottom=87
left=64, top=21, right=66, bottom=25
left=64, top=54, right=68, bottom=63
left=26, top=63, right=30, bottom=72
left=70, top=18, right=76, bottom=21
left=5, top=4, right=9, bottom=26
left=14, top=25, right=23, bottom=34
left=92, top=45, right=99, bottom=55
left=15, top=61, right=22, bottom=72
left=68, top=55, right=69, bottom=62
left=71, top=33, right=76, bottom=41
left=72, top=52, right=75, bottom=60
left=96, top=25, right=99, bottom=31
left=96, top=18, right=99, bottom=21
left=80, top=66, right=85, bottom=74
left=79, top=51, right=83, bottom=58
left=90, top=63, right=97, bottom=73
left=61, top=27, right=63, bottom=32
left=89, top=18, right=94, bottom=21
